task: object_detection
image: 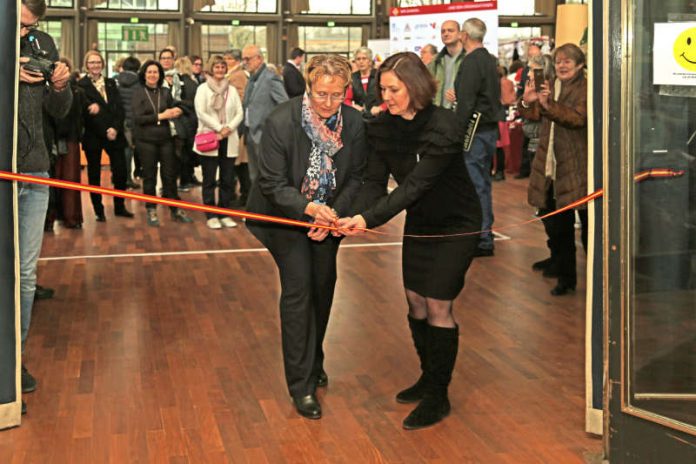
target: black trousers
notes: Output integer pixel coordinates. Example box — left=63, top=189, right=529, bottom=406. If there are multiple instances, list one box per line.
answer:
left=540, top=185, right=588, bottom=286
left=84, top=143, right=127, bottom=214
left=199, top=139, right=236, bottom=219
left=269, top=235, right=341, bottom=398
left=138, top=138, right=179, bottom=210
left=177, top=137, right=196, bottom=185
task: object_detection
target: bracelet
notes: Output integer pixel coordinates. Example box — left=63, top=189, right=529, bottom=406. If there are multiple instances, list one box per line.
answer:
left=520, top=99, right=530, bottom=109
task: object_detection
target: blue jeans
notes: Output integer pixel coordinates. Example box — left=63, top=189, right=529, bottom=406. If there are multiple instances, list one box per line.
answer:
left=18, top=171, right=50, bottom=350
left=464, top=129, right=497, bottom=250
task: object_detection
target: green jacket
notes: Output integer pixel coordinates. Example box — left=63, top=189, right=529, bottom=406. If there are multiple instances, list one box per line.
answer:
left=427, top=47, right=465, bottom=107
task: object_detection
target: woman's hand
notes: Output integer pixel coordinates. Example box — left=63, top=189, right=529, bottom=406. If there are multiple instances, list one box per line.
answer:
left=307, top=217, right=331, bottom=242
left=305, top=202, right=338, bottom=224
left=336, top=215, right=366, bottom=236
left=352, top=103, right=364, bottom=112
left=106, top=128, right=117, bottom=141
left=87, top=103, right=100, bottom=115
left=445, top=88, right=457, bottom=104
left=538, top=82, right=551, bottom=109
left=522, top=79, right=538, bottom=104
left=219, top=127, right=232, bottom=139
left=370, top=106, right=382, bottom=116
left=169, top=107, right=183, bottom=119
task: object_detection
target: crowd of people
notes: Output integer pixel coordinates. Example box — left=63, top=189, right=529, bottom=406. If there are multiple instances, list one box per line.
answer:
left=18, top=0, right=588, bottom=430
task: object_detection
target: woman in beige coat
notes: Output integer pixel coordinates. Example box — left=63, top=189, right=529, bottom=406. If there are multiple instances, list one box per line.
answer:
left=518, top=44, right=588, bottom=296
left=194, top=55, right=244, bottom=229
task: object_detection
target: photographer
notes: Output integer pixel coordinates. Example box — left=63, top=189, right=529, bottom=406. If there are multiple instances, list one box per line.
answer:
left=17, top=0, right=72, bottom=414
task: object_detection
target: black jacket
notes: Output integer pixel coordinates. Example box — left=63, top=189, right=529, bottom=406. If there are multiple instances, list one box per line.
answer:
left=246, top=97, right=367, bottom=253
left=131, top=85, right=176, bottom=143
left=18, top=30, right=72, bottom=172
left=453, top=47, right=505, bottom=134
left=116, top=70, right=139, bottom=125
left=282, top=62, right=306, bottom=98
left=78, top=74, right=127, bottom=150
left=358, top=104, right=482, bottom=234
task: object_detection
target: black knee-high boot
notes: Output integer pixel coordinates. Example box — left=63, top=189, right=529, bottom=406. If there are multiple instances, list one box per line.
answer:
left=402, top=324, right=459, bottom=430
left=396, top=315, right=428, bottom=403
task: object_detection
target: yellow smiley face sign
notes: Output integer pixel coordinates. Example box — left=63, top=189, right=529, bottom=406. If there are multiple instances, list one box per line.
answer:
left=674, top=27, right=696, bottom=72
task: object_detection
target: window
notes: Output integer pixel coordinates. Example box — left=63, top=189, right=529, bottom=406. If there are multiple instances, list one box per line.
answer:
left=47, top=0, right=74, bottom=7
left=203, top=0, right=276, bottom=13
left=98, top=22, right=170, bottom=76
left=201, top=24, right=268, bottom=60
left=94, top=0, right=178, bottom=11
left=302, top=0, right=370, bottom=15
left=298, top=26, right=362, bottom=58
left=38, top=21, right=63, bottom=54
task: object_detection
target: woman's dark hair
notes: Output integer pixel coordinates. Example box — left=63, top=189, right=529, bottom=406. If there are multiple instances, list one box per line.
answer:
left=138, top=60, right=164, bottom=87
left=375, top=52, right=437, bottom=112
left=122, top=56, right=141, bottom=72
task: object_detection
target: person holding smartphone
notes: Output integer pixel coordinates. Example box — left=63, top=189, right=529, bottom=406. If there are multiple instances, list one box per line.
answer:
left=519, top=45, right=588, bottom=296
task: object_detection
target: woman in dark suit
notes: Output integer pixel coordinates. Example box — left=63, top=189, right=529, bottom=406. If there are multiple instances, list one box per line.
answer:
left=246, top=55, right=366, bottom=420
left=339, top=52, right=482, bottom=430
left=131, top=60, right=193, bottom=227
left=78, top=50, right=132, bottom=221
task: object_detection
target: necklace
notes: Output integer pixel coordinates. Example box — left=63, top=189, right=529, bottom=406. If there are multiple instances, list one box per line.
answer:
left=144, top=87, right=161, bottom=125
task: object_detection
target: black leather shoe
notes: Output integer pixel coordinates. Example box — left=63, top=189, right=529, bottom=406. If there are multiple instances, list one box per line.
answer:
left=473, top=247, right=494, bottom=258
left=22, top=401, right=27, bottom=415
left=316, top=369, right=328, bottom=388
left=292, top=394, right=322, bottom=419
left=115, top=208, right=135, bottom=218
left=21, top=365, right=37, bottom=393
left=34, top=285, right=54, bottom=300
left=551, top=282, right=576, bottom=296
left=514, top=172, right=530, bottom=179
left=96, top=213, right=106, bottom=222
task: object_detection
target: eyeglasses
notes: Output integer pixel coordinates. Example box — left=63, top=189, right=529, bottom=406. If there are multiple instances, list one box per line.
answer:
left=310, top=91, right=345, bottom=103
left=86, top=61, right=102, bottom=65
left=241, top=55, right=259, bottom=62
left=20, top=21, right=39, bottom=31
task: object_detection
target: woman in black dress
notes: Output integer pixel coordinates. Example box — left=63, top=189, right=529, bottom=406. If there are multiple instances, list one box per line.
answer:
left=339, top=52, right=482, bottom=430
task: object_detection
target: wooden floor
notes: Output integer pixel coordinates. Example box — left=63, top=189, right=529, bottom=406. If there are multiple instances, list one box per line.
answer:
left=0, top=171, right=602, bottom=463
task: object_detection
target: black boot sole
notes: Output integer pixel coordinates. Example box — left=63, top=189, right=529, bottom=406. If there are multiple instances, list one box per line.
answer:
left=402, top=407, right=450, bottom=430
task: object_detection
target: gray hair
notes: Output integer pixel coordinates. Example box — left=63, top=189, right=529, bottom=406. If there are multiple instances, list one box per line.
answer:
left=224, top=49, right=242, bottom=61
left=462, top=18, right=486, bottom=42
left=353, top=47, right=373, bottom=61
left=529, top=54, right=555, bottom=81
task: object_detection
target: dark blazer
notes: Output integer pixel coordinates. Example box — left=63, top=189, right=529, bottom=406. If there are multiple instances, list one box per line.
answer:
left=282, top=62, right=306, bottom=98
left=246, top=97, right=367, bottom=253
left=78, top=75, right=127, bottom=150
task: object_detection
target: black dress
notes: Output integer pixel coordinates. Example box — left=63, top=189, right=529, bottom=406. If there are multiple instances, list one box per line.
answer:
left=359, top=104, right=482, bottom=299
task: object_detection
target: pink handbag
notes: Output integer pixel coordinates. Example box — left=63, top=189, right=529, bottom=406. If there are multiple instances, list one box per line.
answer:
left=195, top=131, right=219, bottom=152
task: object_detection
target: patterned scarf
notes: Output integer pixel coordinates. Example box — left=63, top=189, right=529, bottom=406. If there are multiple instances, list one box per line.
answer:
left=300, top=93, right=343, bottom=203
left=91, top=75, right=107, bottom=102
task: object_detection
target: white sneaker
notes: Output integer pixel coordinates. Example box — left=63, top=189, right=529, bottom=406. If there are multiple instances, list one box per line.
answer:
left=206, top=217, right=222, bottom=230
left=220, top=217, right=238, bottom=228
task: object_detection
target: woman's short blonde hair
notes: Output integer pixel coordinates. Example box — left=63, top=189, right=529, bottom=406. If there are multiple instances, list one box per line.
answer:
left=206, top=54, right=227, bottom=75
left=83, top=50, right=105, bottom=72
left=305, top=54, right=352, bottom=91
left=175, top=56, right=193, bottom=76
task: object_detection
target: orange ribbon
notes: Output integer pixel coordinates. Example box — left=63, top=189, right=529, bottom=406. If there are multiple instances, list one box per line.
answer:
left=0, top=169, right=684, bottom=238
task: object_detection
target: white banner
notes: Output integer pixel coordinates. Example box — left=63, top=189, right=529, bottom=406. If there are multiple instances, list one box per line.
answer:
left=654, top=22, right=696, bottom=86
left=389, top=2, right=498, bottom=56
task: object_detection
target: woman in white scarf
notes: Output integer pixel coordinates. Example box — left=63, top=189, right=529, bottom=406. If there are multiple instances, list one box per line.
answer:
left=193, top=55, right=243, bottom=230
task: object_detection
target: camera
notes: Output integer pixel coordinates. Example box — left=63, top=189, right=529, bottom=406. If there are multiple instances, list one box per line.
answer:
left=21, top=34, right=56, bottom=81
